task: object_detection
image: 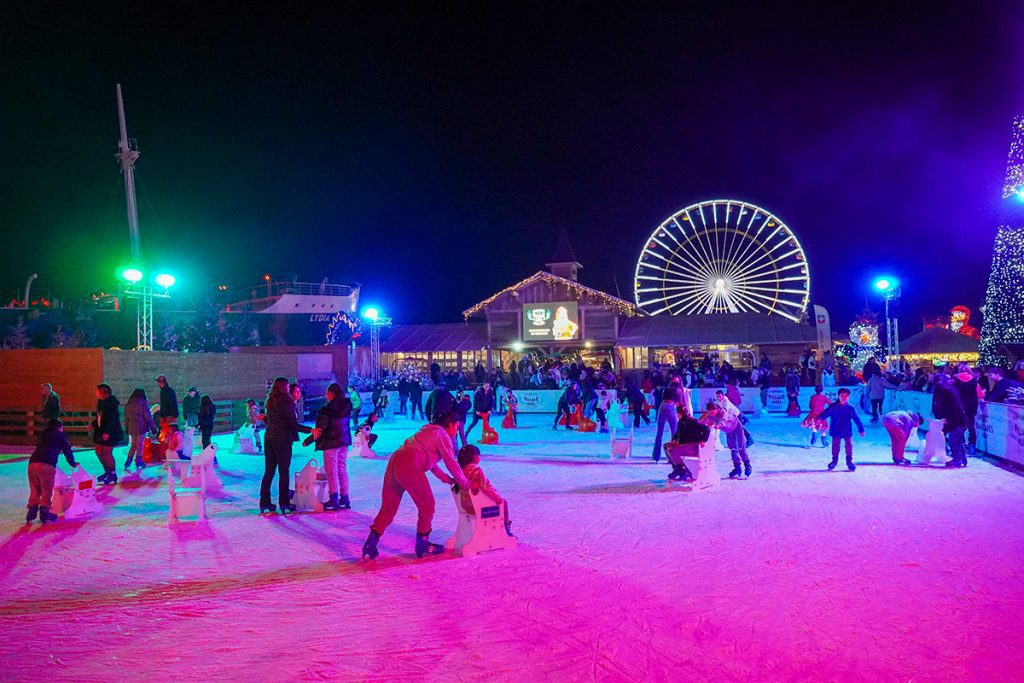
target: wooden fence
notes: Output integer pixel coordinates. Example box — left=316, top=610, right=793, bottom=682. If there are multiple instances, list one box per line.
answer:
left=0, top=401, right=243, bottom=447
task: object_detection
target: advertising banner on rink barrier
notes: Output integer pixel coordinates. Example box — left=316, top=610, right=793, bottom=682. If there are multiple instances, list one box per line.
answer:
left=977, top=400, right=1024, bottom=467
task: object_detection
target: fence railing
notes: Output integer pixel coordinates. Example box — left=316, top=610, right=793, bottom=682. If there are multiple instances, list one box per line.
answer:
left=0, top=401, right=242, bottom=447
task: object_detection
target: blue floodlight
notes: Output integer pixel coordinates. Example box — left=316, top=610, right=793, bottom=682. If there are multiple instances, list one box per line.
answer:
left=361, top=306, right=380, bottom=322
left=874, top=277, right=898, bottom=292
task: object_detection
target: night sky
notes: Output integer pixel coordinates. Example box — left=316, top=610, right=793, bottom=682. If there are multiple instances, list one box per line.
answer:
left=2, top=3, right=1022, bottom=331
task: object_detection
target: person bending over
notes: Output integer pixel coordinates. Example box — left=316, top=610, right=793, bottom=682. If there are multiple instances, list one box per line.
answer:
left=362, top=411, right=471, bottom=559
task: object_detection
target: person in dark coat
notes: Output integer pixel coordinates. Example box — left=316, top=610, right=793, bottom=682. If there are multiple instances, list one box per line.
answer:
left=40, top=383, right=61, bottom=421
left=25, top=419, right=79, bottom=523
left=932, top=377, right=968, bottom=468
left=426, top=382, right=455, bottom=424
left=664, top=413, right=711, bottom=481
left=465, top=383, right=495, bottom=436
left=454, top=390, right=472, bottom=448
left=91, top=383, right=124, bottom=484
left=984, top=367, right=1020, bottom=404
left=817, top=388, right=865, bottom=471
left=785, top=368, right=801, bottom=416
left=553, top=382, right=581, bottom=431
left=409, top=378, right=425, bottom=421
left=123, top=387, right=158, bottom=470
left=952, top=363, right=980, bottom=453
left=625, top=378, right=650, bottom=428
left=155, top=374, right=179, bottom=421
left=197, top=395, right=217, bottom=449
left=260, top=377, right=315, bottom=514
left=304, top=382, right=353, bottom=510
left=182, top=386, right=201, bottom=428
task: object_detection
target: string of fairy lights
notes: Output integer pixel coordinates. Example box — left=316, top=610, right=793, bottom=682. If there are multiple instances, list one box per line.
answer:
left=1002, top=114, right=1024, bottom=199
left=462, top=271, right=637, bottom=320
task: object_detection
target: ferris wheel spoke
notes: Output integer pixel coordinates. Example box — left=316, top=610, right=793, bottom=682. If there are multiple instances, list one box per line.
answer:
left=643, top=249, right=716, bottom=283
left=730, top=227, right=787, bottom=276
left=736, top=287, right=805, bottom=311
left=741, top=259, right=807, bottom=281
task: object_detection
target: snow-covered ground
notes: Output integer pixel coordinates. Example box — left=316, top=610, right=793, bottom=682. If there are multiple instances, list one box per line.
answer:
left=1, top=413, right=1022, bottom=682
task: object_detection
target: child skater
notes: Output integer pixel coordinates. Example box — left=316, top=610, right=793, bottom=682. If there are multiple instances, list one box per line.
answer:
left=26, top=419, right=79, bottom=524
left=457, top=445, right=513, bottom=536
left=801, top=385, right=832, bottom=447
left=501, top=389, right=519, bottom=429
left=245, top=398, right=264, bottom=452
left=362, top=411, right=471, bottom=559
left=817, top=388, right=865, bottom=471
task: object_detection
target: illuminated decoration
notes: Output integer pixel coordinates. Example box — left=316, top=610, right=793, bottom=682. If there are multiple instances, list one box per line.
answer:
left=1003, top=114, right=1024, bottom=200
left=634, top=200, right=810, bottom=322
left=903, top=352, right=979, bottom=363
left=463, top=271, right=637, bottom=320
left=979, top=225, right=1024, bottom=365
left=847, top=311, right=881, bottom=373
left=949, top=305, right=980, bottom=340
left=324, top=311, right=362, bottom=346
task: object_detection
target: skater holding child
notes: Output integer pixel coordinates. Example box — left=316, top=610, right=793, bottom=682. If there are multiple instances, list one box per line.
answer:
left=362, top=411, right=471, bottom=559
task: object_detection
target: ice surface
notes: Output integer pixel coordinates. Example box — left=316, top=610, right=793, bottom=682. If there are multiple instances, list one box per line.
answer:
left=1, top=414, right=1022, bottom=681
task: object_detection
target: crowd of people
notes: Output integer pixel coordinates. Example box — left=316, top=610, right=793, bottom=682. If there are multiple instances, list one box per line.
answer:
left=19, top=354, right=1024, bottom=555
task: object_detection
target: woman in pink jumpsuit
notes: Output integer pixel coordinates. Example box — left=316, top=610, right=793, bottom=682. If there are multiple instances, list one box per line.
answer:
left=363, top=411, right=471, bottom=559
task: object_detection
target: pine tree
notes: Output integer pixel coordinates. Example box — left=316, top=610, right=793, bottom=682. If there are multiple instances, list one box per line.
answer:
left=979, top=226, right=1024, bottom=366
left=5, top=316, right=30, bottom=349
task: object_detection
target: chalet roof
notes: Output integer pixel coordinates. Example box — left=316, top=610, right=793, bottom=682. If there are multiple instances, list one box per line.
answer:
left=379, top=323, right=488, bottom=353
left=617, top=312, right=818, bottom=347
left=462, top=271, right=637, bottom=319
left=899, top=327, right=979, bottom=356
left=547, top=228, right=580, bottom=266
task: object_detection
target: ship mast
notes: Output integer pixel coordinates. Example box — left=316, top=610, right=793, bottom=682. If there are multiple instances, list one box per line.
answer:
left=116, top=84, right=142, bottom=262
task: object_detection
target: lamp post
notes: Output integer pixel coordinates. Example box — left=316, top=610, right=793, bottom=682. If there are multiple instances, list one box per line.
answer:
left=362, top=306, right=392, bottom=382
left=874, top=277, right=901, bottom=372
left=120, top=268, right=176, bottom=350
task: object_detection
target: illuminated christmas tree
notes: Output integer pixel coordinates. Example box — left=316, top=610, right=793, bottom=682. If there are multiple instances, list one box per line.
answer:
left=847, top=310, right=881, bottom=373
left=1002, top=114, right=1024, bottom=199
left=979, top=225, right=1024, bottom=365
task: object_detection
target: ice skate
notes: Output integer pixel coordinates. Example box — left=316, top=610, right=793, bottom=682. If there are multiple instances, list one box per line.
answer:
left=259, top=504, right=277, bottom=514
left=322, top=493, right=340, bottom=511
left=337, top=495, right=351, bottom=509
left=25, top=505, right=38, bottom=523
left=728, top=466, right=742, bottom=479
left=743, top=462, right=752, bottom=478
left=809, top=432, right=817, bottom=446
left=415, top=532, right=445, bottom=558
left=821, top=435, right=830, bottom=448
left=123, top=455, right=134, bottom=471
left=39, top=507, right=58, bottom=523
left=279, top=504, right=296, bottom=514
left=827, top=461, right=837, bottom=471
left=847, top=463, right=856, bottom=472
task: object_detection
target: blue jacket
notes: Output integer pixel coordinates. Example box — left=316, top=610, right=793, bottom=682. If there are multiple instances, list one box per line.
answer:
left=818, top=402, right=864, bottom=438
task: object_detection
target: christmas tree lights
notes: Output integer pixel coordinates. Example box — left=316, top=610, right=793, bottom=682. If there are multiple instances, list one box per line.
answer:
left=979, top=226, right=1024, bottom=365
left=1002, top=114, right=1024, bottom=199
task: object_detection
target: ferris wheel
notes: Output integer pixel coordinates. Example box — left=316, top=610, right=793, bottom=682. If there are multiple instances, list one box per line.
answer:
left=633, top=200, right=810, bottom=322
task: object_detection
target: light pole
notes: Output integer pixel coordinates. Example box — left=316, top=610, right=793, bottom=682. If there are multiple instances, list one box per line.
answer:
left=874, top=277, right=901, bottom=372
left=362, top=306, right=392, bottom=382
left=120, top=268, right=176, bottom=350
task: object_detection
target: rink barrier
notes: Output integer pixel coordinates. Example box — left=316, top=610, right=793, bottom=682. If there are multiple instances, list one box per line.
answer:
left=0, top=401, right=239, bottom=447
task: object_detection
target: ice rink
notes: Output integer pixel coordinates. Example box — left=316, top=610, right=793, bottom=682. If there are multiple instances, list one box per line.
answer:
left=1, top=413, right=1022, bottom=681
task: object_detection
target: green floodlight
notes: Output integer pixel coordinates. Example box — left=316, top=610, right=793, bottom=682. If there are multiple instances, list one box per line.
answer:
left=155, top=273, right=176, bottom=289
left=121, top=267, right=144, bottom=284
